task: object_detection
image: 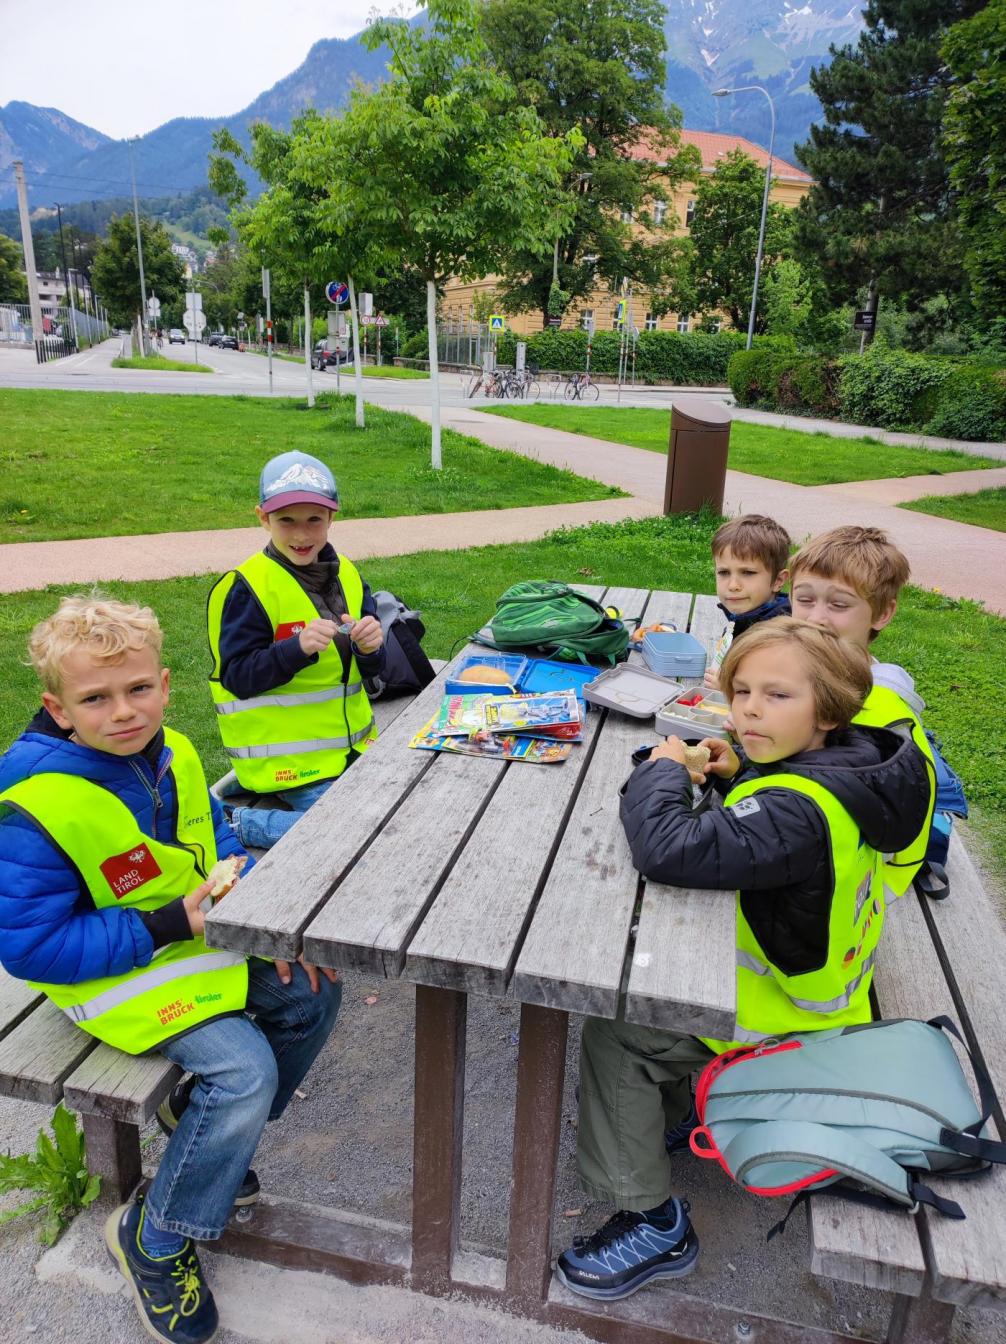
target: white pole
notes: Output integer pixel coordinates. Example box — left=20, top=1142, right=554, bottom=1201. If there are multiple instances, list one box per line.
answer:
left=127, top=138, right=149, bottom=356
left=304, top=284, right=315, bottom=408
left=746, top=95, right=775, bottom=351
left=347, top=274, right=365, bottom=429
left=13, top=162, right=45, bottom=360
left=426, top=278, right=441, bottom=471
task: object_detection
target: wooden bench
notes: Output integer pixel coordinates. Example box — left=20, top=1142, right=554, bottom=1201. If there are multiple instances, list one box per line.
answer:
left=0, top=680, right=442, bottom=1204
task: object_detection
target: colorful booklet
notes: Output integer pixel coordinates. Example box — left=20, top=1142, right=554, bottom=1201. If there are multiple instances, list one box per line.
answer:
left=435, top=691, right=581, bottom=739
left=409, top=717, right=572, bottom=764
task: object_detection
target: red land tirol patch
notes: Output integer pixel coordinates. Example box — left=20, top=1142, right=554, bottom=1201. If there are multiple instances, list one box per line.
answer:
left=275, top=621, right=307, bottom=642
left=100, top=845, right=163, bottom=899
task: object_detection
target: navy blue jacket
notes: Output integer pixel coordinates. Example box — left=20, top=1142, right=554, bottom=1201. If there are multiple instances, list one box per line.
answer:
left=718, top=591, right=791, bottom=639
left=216, top=543, right=386, bottom=700
left=0, top=713, right=250, bottom=986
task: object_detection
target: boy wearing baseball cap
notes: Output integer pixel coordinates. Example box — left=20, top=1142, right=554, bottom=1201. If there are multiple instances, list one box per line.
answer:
left=206, top=451, right=385, bottom=849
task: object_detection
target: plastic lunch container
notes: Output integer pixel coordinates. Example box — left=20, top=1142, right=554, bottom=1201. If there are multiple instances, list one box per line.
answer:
left=444, top=653, right=529, bottom=695
left=520, top=658, right=599, bottom=702
left=654, top=686, right=732, bottom=740
left=640, top=631, right=708, bottom=681
left=583, top=664, right=684, bottom=718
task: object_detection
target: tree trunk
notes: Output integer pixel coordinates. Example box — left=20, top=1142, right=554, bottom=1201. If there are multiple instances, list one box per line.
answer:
left=347, top=274, right=365, bottom=429
left=861, top=276, right=880, bottom=350
left=304, top=285, right=315, bottom=408
left=427, top=278, right=442, bottom=471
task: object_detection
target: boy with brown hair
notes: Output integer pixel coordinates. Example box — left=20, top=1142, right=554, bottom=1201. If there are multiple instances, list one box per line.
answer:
left=788, top=525, right=937, bottom=896
left=704, top=514, right=792, bottom=689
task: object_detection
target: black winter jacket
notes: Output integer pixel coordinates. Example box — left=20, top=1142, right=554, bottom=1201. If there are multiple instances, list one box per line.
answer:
left=619, top=726, right=931, bottom=977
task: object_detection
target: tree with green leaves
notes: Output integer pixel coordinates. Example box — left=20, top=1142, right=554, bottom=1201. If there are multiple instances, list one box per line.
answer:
left=943, top=0, right=1006, bottom=329
left=794, top=0, right=982, bottom=337
left=308, top=0, right=578, bottom=468
left=90, top=215, right=185, bottom=329
left=480, top=0, right=698, bottom=328
left=686, top=151, right=792, bottom=333
left=0, top=233, right=27, bottom=303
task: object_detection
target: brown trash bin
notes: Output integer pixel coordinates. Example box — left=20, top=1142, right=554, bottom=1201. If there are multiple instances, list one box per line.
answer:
left=663, top=400, right=732, bottom=515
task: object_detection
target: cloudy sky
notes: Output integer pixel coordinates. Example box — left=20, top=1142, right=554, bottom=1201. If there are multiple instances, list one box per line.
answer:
left=2, top=0, right=416, bottom=139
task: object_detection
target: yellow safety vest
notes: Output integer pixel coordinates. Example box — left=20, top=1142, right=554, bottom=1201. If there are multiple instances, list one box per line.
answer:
left=0, top=728, right=248, bottom=1054
left=703, top=772, right=884, bottom=1055
left=854, top=685, right=935, bottom=898
left=207, top=551, right=377, bottom=794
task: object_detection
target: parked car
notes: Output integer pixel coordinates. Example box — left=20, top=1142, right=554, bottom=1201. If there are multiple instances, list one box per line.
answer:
left=168, top=328, right=186, bottom=344
left=310, top=341, right=350, bottom=371
left=220, top=334, right=239, bottom=350
left=207, top=332, right=224, bottom=347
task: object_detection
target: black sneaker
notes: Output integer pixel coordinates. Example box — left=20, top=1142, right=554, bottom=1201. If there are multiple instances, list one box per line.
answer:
left=105, top=1199, right=218, bottom=1344
left=556, top=1198, right=699, bottom=1301
left=156, top=1077, right=260, bottom=1207
left=664, top=1102, right=699, bottom=1156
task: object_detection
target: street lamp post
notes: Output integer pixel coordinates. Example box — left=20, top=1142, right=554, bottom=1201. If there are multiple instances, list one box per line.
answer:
left=713, top=85, right=776, bottom=350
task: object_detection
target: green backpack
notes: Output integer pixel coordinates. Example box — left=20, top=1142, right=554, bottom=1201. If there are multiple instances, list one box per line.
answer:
left=475, top=581, right=630, bottom=665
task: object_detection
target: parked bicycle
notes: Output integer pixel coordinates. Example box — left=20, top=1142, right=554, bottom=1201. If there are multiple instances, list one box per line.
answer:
left=563, top=371, right=599, bottom=402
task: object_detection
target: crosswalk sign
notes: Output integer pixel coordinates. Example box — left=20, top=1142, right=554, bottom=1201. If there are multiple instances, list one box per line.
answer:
left=489, top=314, right=505, bottom=331
left=615, top=300, right=626, bottom=328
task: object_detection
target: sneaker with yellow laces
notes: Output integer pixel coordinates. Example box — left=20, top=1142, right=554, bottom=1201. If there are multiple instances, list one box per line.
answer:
left=104, top=1199, right=218, bottom=1344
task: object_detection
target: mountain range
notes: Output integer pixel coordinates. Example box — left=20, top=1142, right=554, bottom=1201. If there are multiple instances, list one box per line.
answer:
left=0, top=0, right=865, bottom=213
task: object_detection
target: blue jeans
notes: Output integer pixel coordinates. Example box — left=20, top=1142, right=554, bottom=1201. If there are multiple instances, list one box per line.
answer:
left=144, top=958, right=341, bottom=1240
left=231, top=778, right=334, bottom=851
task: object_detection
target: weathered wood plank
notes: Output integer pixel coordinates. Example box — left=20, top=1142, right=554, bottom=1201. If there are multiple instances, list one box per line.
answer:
left=0, top=999, right=96, bottom=1104
left=602, top=587, right=650, bottom=624
left=686, top=592, right=725, bottom=656
left=0, top=967, right=42, bottom=1040
left=302, top=753, right=505, bottom=976
left=512, top=708, right=641, bottom=1018
left=641, top=590, right=694, bottom=632
left=63, top=1046, right=180, bottom=1126
left=624, top=884, right=736, bottom=1039
left=911, top=836, right=1006, bottom=1310
left=569, top=584, right=606, bottom=601
left=404, top=709, right=602, bottom=994
left=205, top=662, right=457, bottom=962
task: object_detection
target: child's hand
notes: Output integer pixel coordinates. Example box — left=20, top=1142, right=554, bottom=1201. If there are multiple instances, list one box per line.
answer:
left=649, top=736, right=706, bottom=784
left=274, top=955, right=340, bottom=993
left=298, top=618, right=338, bottom=656
left=703, top=665, right=721, bottom=690
left=700, top=737, right=740, bottom=780
left=341, top=613, right=383, bottom=655
left=182, top=879, right=217, bottom=937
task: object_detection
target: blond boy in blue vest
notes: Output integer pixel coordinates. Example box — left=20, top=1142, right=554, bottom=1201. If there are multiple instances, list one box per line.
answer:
left=207, top=451, right=385, bottom=850
left=0, top=595, right=340, bottom=1344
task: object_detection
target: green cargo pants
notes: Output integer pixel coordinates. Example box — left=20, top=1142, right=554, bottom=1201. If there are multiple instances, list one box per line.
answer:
left=577, top=1013, right=714, bottom=1212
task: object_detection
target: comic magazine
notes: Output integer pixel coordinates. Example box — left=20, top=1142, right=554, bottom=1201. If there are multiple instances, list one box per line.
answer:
left=434, top=691, right=582, bottom=740
left=409, top=717, right=572, bottom=764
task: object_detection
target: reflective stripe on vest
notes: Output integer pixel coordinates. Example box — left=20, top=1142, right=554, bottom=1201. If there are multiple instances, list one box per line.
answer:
left=854, top=687, right=935, bottom=898
left=702, top=771, right=884, bottom=1056
left=0, top=727, right=248, bottom=1054
left=207, top=551, right=377, bottom=793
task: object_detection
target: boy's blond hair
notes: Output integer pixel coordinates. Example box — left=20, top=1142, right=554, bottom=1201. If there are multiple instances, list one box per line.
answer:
left=28, top=593, right=163, bottom=693
left=719, top=616, right=872, bottom=728
left=790, top=526, right=910, bottom=624
left=712, top=514, right=791, bottom=579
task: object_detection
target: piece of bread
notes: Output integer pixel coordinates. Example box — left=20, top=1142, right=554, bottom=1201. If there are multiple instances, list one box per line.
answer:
left=458, top=664, right=513, bottom=685
left=206, top=855, right=248, bottom=897
left=681, top=744, right=711, bottom=773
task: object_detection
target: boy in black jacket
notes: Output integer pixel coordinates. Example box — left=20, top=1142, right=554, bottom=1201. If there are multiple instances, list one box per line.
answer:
left=556, top=618, right=930, bottom=1302
left=704, top=514, right=792, bottom=690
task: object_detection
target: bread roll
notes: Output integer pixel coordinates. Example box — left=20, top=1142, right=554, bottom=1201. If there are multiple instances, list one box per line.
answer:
left=458, top=664, right=513, bottom=685
left=681, top=744, right=711, bottom=773
left=207, top=855, right=247, bottom=897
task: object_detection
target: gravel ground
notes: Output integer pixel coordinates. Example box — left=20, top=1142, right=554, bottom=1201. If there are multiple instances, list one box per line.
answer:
left=2, top=973, right=1004, bottom=1344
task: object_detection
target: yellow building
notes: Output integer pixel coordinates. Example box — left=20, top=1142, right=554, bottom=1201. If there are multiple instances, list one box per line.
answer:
left=441, top=130, right=812, bottom=337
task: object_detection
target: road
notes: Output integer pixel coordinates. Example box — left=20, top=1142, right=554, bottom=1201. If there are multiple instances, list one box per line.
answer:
left=0, top=336, right=728, bottom=411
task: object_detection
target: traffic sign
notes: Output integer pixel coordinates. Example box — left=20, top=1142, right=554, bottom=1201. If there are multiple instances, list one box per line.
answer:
left=185, top=291, right=203, bottom=311
left=182, top=310, right=207, bottom=336
left=546, top=315, right=562, bottom=328
left=853, top=309, right=876, bottom=331
left=360, top=314, right=389, bottom=327
left=147, top=295, right=161, bottom=318
left=261, top=268, right=271, bottom=301
left=615, top=300, right=626, bottom=328
left=488, top=314, right=505, bottom=331
left=326, top=281, right=350, bottom=307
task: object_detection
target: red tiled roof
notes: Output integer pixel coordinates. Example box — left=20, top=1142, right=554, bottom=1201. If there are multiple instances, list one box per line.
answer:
left=624, top=130, right=812, bottom=183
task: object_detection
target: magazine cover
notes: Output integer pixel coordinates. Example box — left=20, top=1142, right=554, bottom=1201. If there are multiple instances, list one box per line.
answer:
left=434, top=690, right=582, bottom=740
left=409, top=717, right=571, bottom=764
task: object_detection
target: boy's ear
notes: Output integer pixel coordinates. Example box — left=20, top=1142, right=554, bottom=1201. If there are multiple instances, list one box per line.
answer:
left=773, top=567, right=789, bottom=593
left=161, top=667, right=170, bottom=703
left=255, top=505, right=270, bottom=528
left=41, top=690, right=72, bottom=731
left=871, top=599, right=897, bottom=635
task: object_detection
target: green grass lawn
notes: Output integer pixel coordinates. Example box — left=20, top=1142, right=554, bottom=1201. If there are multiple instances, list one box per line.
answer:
left=484, top=405, right=1002, bottom=487
left=1, top=514, right=1002, bottom=876
left=900, top=486, right=1006, bottom=533
left=0, top=389, right=621, bottom=542
left=253, top=350, right=428, bottom=378
left=111, top=355, right=210, bottom=374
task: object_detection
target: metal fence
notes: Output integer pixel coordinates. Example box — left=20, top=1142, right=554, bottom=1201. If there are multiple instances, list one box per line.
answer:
left=0, top=300, right=111, bottom=362
left=437, top=317, right=491, bottom=369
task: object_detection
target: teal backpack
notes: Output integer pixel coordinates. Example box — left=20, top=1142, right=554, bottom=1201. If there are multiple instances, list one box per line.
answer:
left=689, top=1017, right=1006, bottom=1234
left=475, top=581, right=630, bottom=666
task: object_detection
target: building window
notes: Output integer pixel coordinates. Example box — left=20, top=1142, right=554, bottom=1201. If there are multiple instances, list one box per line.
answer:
left=653, top=200, right=667, bottom=226
left=676, top=315, right=690, bottom=333
left=612, top=308, right=624, bottom=330
left=620, top=207, right=634, bottom=223
left=708, top=319, right=722, bottom=334
left=685, top=199, right=696, bottom=227
left=581, top=309, right=594, bottom=330
left=645, top=312, right=659, bottom=331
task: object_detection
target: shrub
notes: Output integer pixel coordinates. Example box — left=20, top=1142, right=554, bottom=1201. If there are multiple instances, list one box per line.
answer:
left=924, top=366, right=1006, bottom=442
left=495, top=328, right=744, bottom=382
left=401, top=331, right=427, bottom=360
left=837, top=346, right=955, bottom=430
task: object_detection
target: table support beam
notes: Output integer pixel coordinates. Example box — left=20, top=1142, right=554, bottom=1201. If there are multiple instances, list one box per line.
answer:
left=886, top=1289, right=955, bottom=1344
left=82, top=1112, right=141, bottom=1204
left=505, top=1002, right=569, bottom=1311
left=411, top=984, right=466, bottom=1293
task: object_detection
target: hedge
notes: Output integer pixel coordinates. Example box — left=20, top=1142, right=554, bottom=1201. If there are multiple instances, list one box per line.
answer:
left=495, top=328, right=745, bottom=384
left=727, top=345, right=1006, bottom=442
